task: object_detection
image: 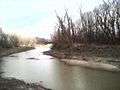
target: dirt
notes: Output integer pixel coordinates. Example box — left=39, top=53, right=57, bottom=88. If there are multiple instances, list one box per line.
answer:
left=0, top=47, right=34, bottom=58
left=0, top=77, right=51, bottom=90
left=44, top=45, right=120, bottom=70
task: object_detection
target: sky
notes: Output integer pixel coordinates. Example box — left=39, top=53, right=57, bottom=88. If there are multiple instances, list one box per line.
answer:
left=0, top=0, right=105, bottom=39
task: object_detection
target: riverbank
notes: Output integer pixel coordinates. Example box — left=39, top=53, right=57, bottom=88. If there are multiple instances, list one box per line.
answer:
left=0, top=77, right=51, bottom=90
left=0, top=46, right=52, bottom=90
left=44, top=44, right=120, bottom=72
left=0, top=47, right=34, bottom=58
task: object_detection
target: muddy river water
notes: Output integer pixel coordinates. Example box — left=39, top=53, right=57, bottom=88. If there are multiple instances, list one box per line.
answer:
left=0, top=45, right=120, bottom=90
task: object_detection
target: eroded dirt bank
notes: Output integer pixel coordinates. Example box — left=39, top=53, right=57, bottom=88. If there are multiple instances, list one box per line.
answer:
left=0, top=47, right=34, bottom=58
left=0, top=77, right=51, bottom=90
left=44, top=45, right=120, bottom=72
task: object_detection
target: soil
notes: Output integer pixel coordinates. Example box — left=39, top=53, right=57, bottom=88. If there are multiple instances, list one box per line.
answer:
left=0, top=77, right=51, bottom=90
left=44, top=44, right=120, bottom=71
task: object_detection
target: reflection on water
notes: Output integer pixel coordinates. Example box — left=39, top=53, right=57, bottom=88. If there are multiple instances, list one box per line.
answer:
left=0, top=44, right=120, bottom=90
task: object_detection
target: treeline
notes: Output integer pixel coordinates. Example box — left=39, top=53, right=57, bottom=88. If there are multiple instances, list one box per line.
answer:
left=0, top=32, right=19, bottom=48
left=35, top=37, right=51, bottom=44
left=52, top=0, right=120, bottom=49
left=0, top=31, right=36, bottom=49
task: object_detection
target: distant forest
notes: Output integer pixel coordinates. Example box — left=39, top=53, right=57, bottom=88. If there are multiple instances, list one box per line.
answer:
left=0, top=30, right=35, bottom=48
left=0, top=31, right=19, bottom=48
left=0, top=29, right=50, bottom=49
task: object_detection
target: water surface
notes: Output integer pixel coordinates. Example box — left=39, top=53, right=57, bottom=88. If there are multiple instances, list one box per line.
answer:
left=0, top=45, right=120, bottom=90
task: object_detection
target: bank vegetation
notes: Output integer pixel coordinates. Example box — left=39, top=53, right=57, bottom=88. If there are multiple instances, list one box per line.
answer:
left=52, top=0, right=120, bottom=50
left=44, top=0, right=120, bottom=71
left=0, top=30, right=36, bottom=57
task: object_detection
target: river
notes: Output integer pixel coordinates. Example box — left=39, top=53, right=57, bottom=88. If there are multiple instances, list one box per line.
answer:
left=0, top=44, right=120, bottom=90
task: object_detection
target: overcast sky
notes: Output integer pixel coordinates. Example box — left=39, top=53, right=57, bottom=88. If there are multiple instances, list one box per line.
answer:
left=0, top=0, right=105, bottom=38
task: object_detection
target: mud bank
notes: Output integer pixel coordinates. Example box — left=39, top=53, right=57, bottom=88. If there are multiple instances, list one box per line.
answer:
left=0, top=47, right=34, bottom=58
left=61, top=59, right=120, bottom=72
left=44, top=45, right=120, bottom=72
left=0, top=77, right=51, bottom=90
